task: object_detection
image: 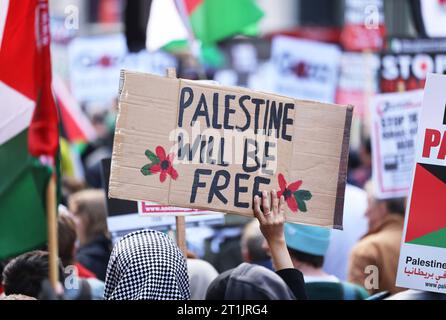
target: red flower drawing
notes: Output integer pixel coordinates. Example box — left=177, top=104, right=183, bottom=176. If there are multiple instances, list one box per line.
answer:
left=277, top=173, right=302, bottom=212
left=147, top=146, right=178, bottom=183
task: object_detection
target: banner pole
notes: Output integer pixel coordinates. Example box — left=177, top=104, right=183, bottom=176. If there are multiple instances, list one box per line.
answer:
left=46, top=173, right=59, bottom=290
left=166, top=67, right=188, bottom=257
left=176, top=216, right=187, bottom=257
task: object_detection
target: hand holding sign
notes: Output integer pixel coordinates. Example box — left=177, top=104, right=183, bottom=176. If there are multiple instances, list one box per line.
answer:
left=254, top=190, right=294, bottom=271
left=253, top=190, right=286, bottom=244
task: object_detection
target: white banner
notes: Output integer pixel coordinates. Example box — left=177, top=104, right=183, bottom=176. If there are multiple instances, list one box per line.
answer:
left=370, top=90, right=423, bottom=199
left=270, top=36, right=341, bottom=103
left=396, top=74, right=446, bottom=294
left=68, top=34, right=176, bottom=105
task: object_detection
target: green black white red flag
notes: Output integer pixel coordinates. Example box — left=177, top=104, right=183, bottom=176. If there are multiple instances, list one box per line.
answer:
left=0, top=0, right=59, bottom=259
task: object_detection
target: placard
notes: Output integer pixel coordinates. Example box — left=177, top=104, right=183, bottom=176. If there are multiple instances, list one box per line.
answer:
left=270, top=36, right=341, bottom=103
left=109, top=70, right=353, bottom=229
left=396, top=74, right=446, bottom=293
left=370, top=90, right=423, bottom=199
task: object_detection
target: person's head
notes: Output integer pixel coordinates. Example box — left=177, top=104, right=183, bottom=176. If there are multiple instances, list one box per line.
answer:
left=206, top=263, right=295, bottom=300
left=241, top=220, right=270, bottom=265
left=104, top=230, right=190, bottom=300
left=68, top=189, right=109, bottom=246
left=284, top=223, right=331, bottom=271
left=187, top=259, right=219, bottom=300
left=58, top=207, right=78, bottom=267
left=364, top=181, right=406, bottom=231
left=2, top=251, right=64, bottom=299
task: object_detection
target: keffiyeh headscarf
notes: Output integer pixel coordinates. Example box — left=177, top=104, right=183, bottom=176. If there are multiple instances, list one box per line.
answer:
left=104, top=230, right=190, bottom=300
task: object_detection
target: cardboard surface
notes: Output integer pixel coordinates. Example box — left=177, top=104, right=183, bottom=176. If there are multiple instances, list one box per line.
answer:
left=109, top=70, right=353, bottom=229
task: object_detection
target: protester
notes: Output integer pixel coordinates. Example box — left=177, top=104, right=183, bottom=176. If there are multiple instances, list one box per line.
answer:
left=1, top=251, right=64, bottom=299
left=68, top=189, right=112, bottom=281
left=285, top=223, right=369, bottom=300
left=205, top=262, right=298, bottom=300
left=348, top=181, right=406, bottom=295
left=241, top=219, right=273, bottom=270
left=186, top=258, right=219, bottom=300
left=104, top=229, right=190, bottom=300
left=58, top=208, right=105, bottom=300
left=324, top=183, right=368, bottom=280
left=206, top=191, right=307, bottom=300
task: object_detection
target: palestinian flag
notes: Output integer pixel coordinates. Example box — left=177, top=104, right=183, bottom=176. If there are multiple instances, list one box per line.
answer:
left=146, top=0, right=263, bottom=66
left=182, top=0, right=263, bottom=46
left=405, top=163, right=446, bottom=249
left=0, top=0, right=59, bottom=259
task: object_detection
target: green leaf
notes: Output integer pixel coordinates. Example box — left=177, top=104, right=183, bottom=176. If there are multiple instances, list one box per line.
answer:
left=141, top=164, right=153, bottom=176
left=295, top=195, right=307, bottom=212
left=293, top=190, right=312, bottom=213
left=295, top=190, right=312, bottom=201
left=145, top=149, right=160, bottom=165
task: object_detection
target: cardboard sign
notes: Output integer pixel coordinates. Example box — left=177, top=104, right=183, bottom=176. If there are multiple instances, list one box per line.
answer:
left=270, top=36, right=342, bottom=103
left=396, top=74, right=446, bottom=293
left=370, top=90, right=423, bottom=199
left=109, top=70, right=353, bottom=229
left=101, top=158, right=214, bottom=217
left=101, top=158, right=224, bottom=239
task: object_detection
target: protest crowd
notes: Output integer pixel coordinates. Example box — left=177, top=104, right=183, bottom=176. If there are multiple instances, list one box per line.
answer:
left=1, top=0, right=446, bottom=303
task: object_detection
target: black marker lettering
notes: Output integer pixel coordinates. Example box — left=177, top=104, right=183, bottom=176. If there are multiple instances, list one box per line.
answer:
left=178, top=87, right=194, bottom=127
left=282, top=103, right=294, bottom=142
left=234, top=173, right=250, bottom=208
left=208, top=170, right=230, bottom=204
left=190, top=169, right=212, bottom=203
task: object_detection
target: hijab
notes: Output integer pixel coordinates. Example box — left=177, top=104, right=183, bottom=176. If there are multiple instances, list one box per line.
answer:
left=104, top=230, right=190, bottom=300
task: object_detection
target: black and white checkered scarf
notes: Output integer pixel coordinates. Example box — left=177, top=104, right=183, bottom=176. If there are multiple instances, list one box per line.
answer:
left=104, top=230, right=190, bottom=300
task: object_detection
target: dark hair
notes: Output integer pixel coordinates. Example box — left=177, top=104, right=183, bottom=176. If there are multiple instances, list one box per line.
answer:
left=385, top=198, right=406, bottom=216
left=58, top=213, right=77, bottom=267
left=288, top=247, right=324, bottom=268
left=2, top=251, right=64, bottom=299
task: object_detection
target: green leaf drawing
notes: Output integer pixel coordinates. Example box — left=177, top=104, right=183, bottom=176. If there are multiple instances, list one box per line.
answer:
left=296, top=190, right=312, bottom=201
left=141, top=163, right=154, bottom=176
left=145, top=149, right=160, bottom=165
left=293, top=190, right=312, bottom=213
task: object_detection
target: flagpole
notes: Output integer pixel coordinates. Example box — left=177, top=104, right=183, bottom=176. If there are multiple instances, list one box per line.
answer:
left=46, top=173, right=59, bottom=290
left=166, top=67, right=188, bottom=257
